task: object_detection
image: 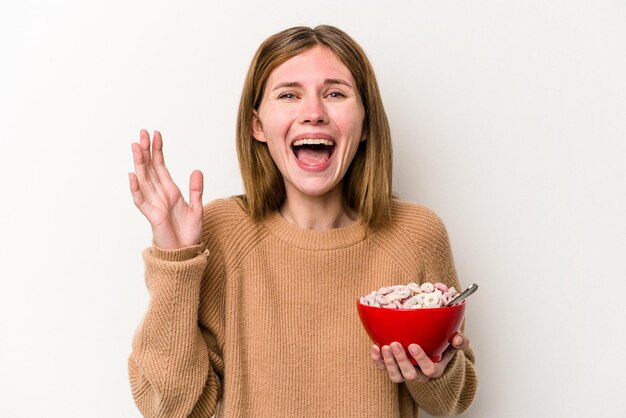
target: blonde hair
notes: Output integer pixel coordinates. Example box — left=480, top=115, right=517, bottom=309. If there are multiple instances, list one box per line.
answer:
left=236, top=25, right=393, bottom=229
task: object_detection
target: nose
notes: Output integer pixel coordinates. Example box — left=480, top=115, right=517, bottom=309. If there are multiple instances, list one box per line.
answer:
left=299, top=96, right=329, bottom=125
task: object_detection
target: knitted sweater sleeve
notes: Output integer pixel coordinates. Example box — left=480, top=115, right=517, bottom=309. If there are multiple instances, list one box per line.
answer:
left=402, top=207, right=478, bottom=416
left=128, top=236, right=225, bottom=417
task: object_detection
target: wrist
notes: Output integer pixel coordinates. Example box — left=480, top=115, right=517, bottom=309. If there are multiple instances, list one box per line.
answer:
left=150, top=241, right=208, bottom=262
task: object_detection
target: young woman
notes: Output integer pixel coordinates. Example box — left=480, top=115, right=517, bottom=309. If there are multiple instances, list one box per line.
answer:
left=128, top=25, right=477, bottom=417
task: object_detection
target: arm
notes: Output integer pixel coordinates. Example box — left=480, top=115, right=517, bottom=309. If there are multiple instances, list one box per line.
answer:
left=372, top=206, right=478, bottom=415
left=128, top=243, right=222, bottom=417
left=403, top=210, right=477, bottom=415
left=127, top=130, right=223, bottom=416
left=372, top=335, right=477, bottom=415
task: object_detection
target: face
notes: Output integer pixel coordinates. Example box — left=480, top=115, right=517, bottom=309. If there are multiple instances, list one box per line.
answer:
left=251, top=46, right=366, bottom=201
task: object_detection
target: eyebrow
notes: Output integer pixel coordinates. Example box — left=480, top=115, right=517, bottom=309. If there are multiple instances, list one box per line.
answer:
left=271, top=79, right=353, bottom=91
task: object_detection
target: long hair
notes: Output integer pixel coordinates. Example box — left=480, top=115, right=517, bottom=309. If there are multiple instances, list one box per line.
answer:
left=236, top=25, right=393, bottom=229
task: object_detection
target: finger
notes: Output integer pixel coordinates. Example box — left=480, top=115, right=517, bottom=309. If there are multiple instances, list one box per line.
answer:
left=128, top=172, right=154, bottom=214
left=381, top=345, right=404, bottom=383
left=451, top=333, right=470, bottom=350
left=371, top=345, right=386, bottom=370
left=390, top=342, right=419, bottom=381
left=139, top=129, right=153, bottom=165
left=139, top=129, right=160, bottom=184
left=439, top=347, right=457, bottom=367
left=132, top=130, right=151, bottom=183
left=131, top=142, right=157, bottom=196
left=131, top=142, right=148, bottom=182
left=151, top=130, right=174, bottom=184
left=189, top=170, right=204, bottom=210
left=128, top=172, right=143, bottom=204
left=408, top=344, right=438, bottom=378
left=409, top=364, right=430, bottom=384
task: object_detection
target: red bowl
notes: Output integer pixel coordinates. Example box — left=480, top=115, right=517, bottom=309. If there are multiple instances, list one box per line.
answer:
left=356, top=300, right=466, bottom=364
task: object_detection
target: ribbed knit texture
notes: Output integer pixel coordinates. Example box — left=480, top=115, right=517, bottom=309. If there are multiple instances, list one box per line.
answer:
left=128, top=197, right=477, bottom=417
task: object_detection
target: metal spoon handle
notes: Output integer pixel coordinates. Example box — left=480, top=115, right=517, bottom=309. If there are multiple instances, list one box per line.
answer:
left=445, top=283, right=478, bottom=306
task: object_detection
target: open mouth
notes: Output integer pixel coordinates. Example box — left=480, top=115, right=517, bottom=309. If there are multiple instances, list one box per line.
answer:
left=291, top=138, right=335, bottom=166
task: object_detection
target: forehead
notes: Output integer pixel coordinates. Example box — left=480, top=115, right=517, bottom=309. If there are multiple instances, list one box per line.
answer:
left=265, top=46, right=356, bottom=87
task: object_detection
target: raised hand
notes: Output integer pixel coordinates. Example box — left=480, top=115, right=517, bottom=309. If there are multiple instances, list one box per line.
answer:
left=129, top=129, right=204, bottom=250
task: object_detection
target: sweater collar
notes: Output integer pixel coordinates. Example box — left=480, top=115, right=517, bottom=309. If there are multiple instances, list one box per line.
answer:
left=262, top=210, right=368, bottom=250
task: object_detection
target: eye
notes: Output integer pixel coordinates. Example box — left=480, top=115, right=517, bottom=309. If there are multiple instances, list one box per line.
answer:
left=328, top=91, right=346, bottom=99
left=278, top=92, right=297, bottom=100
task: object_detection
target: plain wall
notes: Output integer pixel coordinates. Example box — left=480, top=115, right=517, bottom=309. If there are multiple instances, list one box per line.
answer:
left=1, top=1, right=625, bottom=417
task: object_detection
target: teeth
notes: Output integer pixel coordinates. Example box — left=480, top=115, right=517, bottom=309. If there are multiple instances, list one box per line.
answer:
left=292, top=138, right=334, bottom=147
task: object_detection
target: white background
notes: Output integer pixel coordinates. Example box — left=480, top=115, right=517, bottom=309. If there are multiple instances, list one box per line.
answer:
left=1, top=1, right=625, bottom=417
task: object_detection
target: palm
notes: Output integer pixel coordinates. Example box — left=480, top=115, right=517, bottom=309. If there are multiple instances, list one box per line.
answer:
left=129, top=130, right=204, bottom=250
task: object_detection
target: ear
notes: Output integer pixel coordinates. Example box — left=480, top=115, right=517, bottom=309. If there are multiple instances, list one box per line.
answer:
left=251, top=110, right=267, bottom=143
left=360, top=126, right=367, bottom=142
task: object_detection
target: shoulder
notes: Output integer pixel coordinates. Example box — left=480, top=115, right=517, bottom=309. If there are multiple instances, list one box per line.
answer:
left=366, top=200, right=455, bottom=279
left=201, top=196, right=252, bottom=244
left=201, top=196, right=270, bottom=263
left=383, top=199, right=452, bottom=249
left=203, top=195, right=248, bottom=225
left=390, top=199, right=446, bottom=228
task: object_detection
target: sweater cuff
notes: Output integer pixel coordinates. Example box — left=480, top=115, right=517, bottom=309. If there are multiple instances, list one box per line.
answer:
left=405, top=349, right=477, bottom=415
left=422, top=349, right=465, bottom=398
left=149, top=242, right=209, bottom=262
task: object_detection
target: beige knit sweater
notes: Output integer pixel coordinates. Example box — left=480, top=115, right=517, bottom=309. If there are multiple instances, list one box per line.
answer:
left=128, top=197, right=477, bottom=417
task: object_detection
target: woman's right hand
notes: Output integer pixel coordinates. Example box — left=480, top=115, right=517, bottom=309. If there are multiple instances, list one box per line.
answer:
left=371, top=333, right=470, bottom=383
left=129, top=129, right=204, bottom=250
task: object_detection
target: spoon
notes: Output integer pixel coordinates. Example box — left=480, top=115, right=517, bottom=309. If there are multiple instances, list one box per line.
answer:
left=444, top=283, right=478, bottom=307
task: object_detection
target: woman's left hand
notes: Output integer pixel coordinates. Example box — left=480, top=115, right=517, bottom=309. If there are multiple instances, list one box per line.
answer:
left=371, top=334, right=470, bottom=383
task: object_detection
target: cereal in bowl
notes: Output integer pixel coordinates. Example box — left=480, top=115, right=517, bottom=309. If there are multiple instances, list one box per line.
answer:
left=359, top=282, right=458, bottom=309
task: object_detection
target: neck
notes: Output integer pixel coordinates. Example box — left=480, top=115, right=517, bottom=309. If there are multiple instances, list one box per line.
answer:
left=280, top=186, right=358, bottom=230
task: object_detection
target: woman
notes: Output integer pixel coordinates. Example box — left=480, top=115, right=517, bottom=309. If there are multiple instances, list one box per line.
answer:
left=128, top=25, right=477, bottom=417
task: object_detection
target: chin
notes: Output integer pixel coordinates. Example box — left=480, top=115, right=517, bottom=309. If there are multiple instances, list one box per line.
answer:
left=290, top=178, right=340, bottom=198
left=282, top=162, right=346, bottom=197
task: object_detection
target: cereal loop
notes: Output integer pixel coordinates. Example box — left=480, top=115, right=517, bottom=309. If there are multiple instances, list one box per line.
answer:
left=420, top=282, right=435, bottom=293
left=434, top=282, right=448, bottom=293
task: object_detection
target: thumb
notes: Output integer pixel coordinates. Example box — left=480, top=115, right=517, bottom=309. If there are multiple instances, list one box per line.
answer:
left=451, top=333, right=470, bottom=350
left=189, top=170, right=204, bottom=209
